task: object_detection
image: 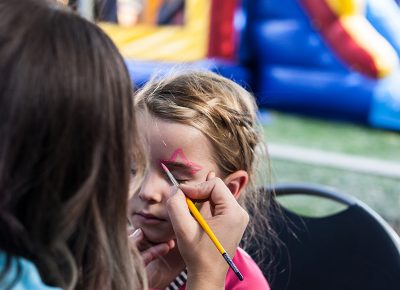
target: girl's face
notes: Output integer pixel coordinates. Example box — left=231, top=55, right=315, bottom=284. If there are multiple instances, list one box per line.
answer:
left=128, top=113, right=219, bottom=244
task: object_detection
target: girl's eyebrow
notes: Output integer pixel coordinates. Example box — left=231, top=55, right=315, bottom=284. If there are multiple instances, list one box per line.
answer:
left=161, top=148, right=203, bottom=174
left=160, top=161, right=194, bottom=172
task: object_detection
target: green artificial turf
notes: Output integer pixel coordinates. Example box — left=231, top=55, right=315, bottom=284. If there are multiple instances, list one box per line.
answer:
left=257, top=111, right=400, bottom=229
left=269, top=159, right=400, bottom=221
left=260, top=111, right=400, bottom=162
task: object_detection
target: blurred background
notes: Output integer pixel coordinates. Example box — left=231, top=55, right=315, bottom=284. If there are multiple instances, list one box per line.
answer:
left=63, top=0, right=399, bottom=232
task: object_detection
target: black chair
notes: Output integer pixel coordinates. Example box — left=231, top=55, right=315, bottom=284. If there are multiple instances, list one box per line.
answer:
left=267, top=183, right=400, bottom=290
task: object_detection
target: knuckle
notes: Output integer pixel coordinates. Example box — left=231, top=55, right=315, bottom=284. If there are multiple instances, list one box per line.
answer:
left=243, top=210, right=250, bottom=224
left=236, top=207, right=249, bottom=226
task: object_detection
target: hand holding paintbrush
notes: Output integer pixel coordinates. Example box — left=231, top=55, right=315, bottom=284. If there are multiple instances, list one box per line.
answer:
left=162, top=163, right=248, bottom=284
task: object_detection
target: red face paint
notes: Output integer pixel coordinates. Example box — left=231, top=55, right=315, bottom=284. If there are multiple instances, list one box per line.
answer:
left=161, top=148, right=203, bottom=174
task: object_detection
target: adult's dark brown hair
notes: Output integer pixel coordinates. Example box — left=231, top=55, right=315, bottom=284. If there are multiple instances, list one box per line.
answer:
left=0, top=0, right=146, bottom=289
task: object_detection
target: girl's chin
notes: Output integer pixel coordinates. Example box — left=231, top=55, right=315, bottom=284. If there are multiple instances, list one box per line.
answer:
left=142, top=229, right=175, bottom=244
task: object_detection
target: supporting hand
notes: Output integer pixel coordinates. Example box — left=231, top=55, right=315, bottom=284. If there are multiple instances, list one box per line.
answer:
left=129, top=228, right=175, bottom=266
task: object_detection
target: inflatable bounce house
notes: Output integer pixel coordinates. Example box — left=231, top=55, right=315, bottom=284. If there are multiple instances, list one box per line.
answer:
left=98, top=0, right=400, bottom=131
left=98, top=0, right=250, bottom=85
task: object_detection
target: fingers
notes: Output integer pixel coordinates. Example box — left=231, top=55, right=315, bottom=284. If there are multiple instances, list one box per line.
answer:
left=129, top=228, right=144, bottom=245
left=197, top=200, right=212, bottom=218
left=167, top=189, right=198, bottom=238
left=128, top=228, right=175, bottom=266
left=140, top=241, right=174, bottom=266
left=179, top=177, right=237, bottom=205
left=207, top=171, right=216, bottom=180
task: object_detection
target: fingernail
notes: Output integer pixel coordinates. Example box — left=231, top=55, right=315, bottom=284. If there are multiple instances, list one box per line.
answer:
left=208, top=171, right=216, bottom=179
left=129, top=228, right=142, bottom=238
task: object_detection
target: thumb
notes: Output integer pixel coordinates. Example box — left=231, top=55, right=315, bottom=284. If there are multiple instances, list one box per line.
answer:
left=167, top=188, right=197, bottom=237
left=179, top=177, right=237, bottom=206
left=207, top=171, right=216, bottom=180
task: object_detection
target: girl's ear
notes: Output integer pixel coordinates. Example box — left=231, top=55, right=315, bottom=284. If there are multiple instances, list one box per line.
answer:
left=223, top=170, right=248, bottom=199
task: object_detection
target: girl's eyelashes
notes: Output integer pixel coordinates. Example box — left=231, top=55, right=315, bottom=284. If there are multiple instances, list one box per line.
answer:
left=162, top=171, right=189, bottom=184
left=175, top=178, right=189, bottom=184
left=130, top=167, right=137, bottom=175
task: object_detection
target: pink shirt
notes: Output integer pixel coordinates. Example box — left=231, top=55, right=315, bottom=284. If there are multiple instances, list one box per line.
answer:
left=223, top=248, right=270, bottom=290
left=151, top=248, right=270, bottom=290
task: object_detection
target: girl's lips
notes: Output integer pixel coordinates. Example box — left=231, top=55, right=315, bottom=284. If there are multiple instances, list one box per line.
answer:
left=134, top=212, right=166, bottom=224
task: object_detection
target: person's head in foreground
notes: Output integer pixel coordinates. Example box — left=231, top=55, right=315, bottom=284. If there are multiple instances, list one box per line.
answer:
left=129, top=70, right=276, bottom=289
left=0, top=0, right=147, bottom=288
left=0, top=1, right=250, bottom=289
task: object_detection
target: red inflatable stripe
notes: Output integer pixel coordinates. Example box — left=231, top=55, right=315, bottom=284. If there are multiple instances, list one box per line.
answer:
left=301, top=0, right=378, bottom=78
left=207, top=0, right=236, bottom=60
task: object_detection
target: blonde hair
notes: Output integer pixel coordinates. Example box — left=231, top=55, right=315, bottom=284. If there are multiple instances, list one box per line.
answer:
left=134, top=70, right=278, bottom=277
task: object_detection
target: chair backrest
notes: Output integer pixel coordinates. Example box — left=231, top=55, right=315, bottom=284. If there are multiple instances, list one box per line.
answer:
left=268, top=183, right=400, bottom=290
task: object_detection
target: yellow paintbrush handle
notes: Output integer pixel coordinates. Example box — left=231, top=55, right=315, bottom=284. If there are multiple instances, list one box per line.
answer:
left=185, top=197, right=225, bottom=254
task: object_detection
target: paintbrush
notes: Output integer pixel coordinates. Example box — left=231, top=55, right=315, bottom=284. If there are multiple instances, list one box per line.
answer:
left=161, top=163, right=244, bottom=281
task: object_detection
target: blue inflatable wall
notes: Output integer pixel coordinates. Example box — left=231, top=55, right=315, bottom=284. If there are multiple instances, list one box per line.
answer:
left=242, top=0, right=400, bottom=129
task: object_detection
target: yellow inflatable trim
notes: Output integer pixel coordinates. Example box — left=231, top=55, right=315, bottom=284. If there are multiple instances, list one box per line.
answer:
left=325, top=0, right=365, bottom=15
left=99, top=0, right=211, bottom=62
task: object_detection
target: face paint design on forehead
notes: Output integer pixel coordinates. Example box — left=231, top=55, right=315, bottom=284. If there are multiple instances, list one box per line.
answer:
left=161, top=148, right=203, bottom=174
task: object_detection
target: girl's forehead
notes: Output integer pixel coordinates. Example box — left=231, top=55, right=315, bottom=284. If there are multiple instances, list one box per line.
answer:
left=143, top=116, right=203, bottom=147
left=140, top=117, right=215, bottom=165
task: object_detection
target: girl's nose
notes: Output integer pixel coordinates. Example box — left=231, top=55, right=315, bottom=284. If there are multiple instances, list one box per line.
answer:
left=137, top=171, right=170, bottom=203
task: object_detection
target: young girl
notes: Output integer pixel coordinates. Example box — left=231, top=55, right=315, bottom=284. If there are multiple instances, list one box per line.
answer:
left=129, top=71, right=277, bottom=289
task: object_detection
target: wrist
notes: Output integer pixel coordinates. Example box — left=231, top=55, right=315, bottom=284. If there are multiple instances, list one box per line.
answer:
left=185, top=270, right=226, bottom=290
